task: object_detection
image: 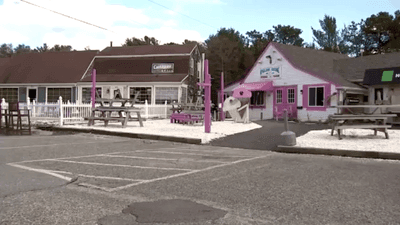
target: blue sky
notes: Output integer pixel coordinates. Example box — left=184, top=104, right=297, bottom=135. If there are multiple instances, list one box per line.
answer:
left=0, top=0, right=399, bottom=50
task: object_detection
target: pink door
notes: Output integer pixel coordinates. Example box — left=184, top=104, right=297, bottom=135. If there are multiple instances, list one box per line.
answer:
left=274, top=86, right=297, bottom=119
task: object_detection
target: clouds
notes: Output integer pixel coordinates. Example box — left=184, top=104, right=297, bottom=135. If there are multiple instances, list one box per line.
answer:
left=0, top=0, right=205, bottom=50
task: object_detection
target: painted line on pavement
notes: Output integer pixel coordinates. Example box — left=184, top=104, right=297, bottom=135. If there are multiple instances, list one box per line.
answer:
left=10, top=147, right=188, bottom=164
left=7, top=163, right=73, bottom=182
left=134, top=150, right=249, bottom=157
left=47, top=170, right=145, bottom=182
left=101, top=154, right=227, bottom=164
left=46, top=159, right=194, bottom=171
left=110, top=154, right=272, bottom=192
left=0, top=140, right=123, bottom=150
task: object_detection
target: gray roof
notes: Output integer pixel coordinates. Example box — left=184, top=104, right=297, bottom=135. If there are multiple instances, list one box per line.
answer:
left=334, top=52, right=400, bottom=81
left=270, top=42, right=362, bottom=89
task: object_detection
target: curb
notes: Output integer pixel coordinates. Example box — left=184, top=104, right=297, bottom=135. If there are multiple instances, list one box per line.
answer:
left=37, top=126, right=202, bottom=145
left=276, top=145, right=400, bottom=160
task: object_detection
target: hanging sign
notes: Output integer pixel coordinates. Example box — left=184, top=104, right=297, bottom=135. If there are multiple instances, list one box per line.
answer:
left=260, top=66, right=281, bottom=78
left=152, top=63, right=174, bottom=73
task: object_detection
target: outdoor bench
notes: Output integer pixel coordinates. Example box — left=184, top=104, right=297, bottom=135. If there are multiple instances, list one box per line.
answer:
left=86, top=107, right=144, bottom=128
left=328, top=114, right=396, bottom=140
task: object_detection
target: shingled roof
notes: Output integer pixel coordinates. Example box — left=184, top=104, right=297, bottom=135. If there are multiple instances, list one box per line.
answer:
left=80, top=44, right=197, bottom=83
left=268, top=42, right=362, bottom=89
left=334, top=52, right=400, bottom=82
left=0, top=51, right=98, bottom=84
left=98, top=44, right=197, bottom=56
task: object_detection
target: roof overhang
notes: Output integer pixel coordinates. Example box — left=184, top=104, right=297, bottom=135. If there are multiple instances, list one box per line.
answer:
left=363, top=67, right=400, bottom=85
left=232, top=81, right=273, bottom=98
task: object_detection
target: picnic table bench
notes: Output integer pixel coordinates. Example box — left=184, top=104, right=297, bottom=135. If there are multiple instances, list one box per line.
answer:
left=328, top=114, right=396, bottom=140
left=85, top=91, right=144, bottom=128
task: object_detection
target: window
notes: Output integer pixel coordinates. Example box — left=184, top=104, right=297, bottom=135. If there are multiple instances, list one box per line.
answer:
left=130, top=87, right=151, bottom=104
left=0, top=88, right=18, bottom=102
left=47, top=88, right=72, bottom=103
left=82, top=87, right=102, bottom=103
left=250, top=91, right=264, bottom=106
left=288, top=88, right=295, bottom=103
left=276, top=90, right=282, bottom=104
left=309, top=87, right=324, bottom=106
left=155, top=87, right=178, bottom=104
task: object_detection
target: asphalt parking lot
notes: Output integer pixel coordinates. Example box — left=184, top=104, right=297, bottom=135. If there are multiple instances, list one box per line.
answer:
left=1, top=130, right=400, bottom=224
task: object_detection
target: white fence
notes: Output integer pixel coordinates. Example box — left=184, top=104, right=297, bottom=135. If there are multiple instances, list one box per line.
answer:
left=1, top=97, right=173, bottom=126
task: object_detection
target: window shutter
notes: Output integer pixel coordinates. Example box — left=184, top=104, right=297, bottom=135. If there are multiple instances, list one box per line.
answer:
left=38, top=87, right=46, bottom=103
left=18, top=87, right=27, bottom=102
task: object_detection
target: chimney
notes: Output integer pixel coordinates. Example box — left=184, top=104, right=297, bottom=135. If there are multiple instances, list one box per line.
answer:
left=110, top=41, right=113, bottom=47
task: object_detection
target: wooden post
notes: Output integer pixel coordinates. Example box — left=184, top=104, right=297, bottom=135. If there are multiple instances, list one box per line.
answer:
left=91, top=69, right=96, bottom=109
left=32, top=99, right=36, bottom=117
left=145, top=100, right=149, bottom=119
left=165, top=100, right=167, bottom=119
left=59, top=96, right=63, bottom=126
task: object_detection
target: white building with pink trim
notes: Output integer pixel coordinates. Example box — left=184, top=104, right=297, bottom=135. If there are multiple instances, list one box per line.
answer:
left=223, top=42, right=367, bottom=122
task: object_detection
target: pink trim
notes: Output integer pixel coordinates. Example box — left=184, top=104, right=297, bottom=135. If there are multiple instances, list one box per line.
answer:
left=232, top=87, right=252, bottom=98
left=234, top=81, right=273, bottom=92
left=302, top=83, right=331, bottom=111
left=239, top=42, right=341, bottom=88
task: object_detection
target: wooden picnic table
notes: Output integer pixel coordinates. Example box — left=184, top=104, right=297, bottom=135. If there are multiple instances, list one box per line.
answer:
left=86, top=91, right=144, bottom=128
left=328, top=113, right=397, bottom=140
left=331, top=104, right=400, bottom=115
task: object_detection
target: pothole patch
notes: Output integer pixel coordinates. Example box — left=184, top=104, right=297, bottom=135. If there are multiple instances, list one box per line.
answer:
left=122, top=199, right=227, bottom=223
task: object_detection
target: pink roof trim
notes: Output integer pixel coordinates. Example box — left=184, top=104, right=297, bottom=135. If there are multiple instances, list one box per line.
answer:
left=235, top=81, right=273, bottom=92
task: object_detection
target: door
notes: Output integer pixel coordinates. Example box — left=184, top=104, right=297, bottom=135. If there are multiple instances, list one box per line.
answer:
left=28, top=88, right=37, bottom=103
left=274, top=86, right=297, bottom=119
left=110, top=86, right=124, bottom=99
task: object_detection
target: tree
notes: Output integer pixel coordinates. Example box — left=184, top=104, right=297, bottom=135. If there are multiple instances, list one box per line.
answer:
left=311, top=15, right=342, bottom=53
left=123, top=36, right=160, bottom=46
left=34, top=43, right=49, bottom=53
left=14, top=44, right=31, bottom=55
left=340, top=21, right=366, bottom=57
left=0, top=43, right=14, bottom=57
left=245, top=30, right=271, bottom=60
left=303, top=42, right=317, bottom=49
left=362, top=11, right=400, bottom=54
left=272, top=25, right=304, bottom=46
left=50, top=44, right=72, bottom=52
left=205, top=28, right=247, bottom=104
left=164, top=42, right=179, bottom=45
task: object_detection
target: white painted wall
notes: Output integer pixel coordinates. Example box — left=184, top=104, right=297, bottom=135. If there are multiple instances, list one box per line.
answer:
left=242, top=45, right=337, bottom=121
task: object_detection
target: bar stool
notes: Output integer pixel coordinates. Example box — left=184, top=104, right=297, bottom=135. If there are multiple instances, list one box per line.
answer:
left=7, top=102, right=31, bottom=135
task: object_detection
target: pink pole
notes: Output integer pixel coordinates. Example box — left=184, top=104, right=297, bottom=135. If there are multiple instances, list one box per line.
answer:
left=198, top=60, right=211, bottom=133
left=91, top=68, right=96, bottom=108
left=220, top=72, right=225, bottom=121
left=204, top=60, right=211, bottom=133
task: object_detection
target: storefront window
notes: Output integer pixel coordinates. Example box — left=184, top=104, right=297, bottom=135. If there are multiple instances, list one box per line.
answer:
left=309, top=87, right=324, bottom=106
left=130, top=87, right=151, bottom=104
left=47, top=88, right=72, bottom=103
left=155, top=87, right=178, bottom=104
left=288, top=88, right=295, bottom=103
left=181, top=87, right=187, bottom=103
left=0, top=88, right=18, bottom=102
left=276, top=90, right=282, bottom=104
left=82, top=87, right=102, bottom=103
left=250, top=91, right=264, bottom=106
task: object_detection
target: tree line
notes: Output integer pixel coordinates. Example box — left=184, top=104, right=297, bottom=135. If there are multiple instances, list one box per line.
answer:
left=1, top=10, right=399, bottom=104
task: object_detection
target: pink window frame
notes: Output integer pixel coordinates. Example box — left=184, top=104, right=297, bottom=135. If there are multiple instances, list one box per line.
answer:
left=302, top=83, right=331, bottom=111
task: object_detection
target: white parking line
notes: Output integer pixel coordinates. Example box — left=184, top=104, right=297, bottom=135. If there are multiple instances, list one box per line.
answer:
left=102, top=155, right=227, bottom=164
left=0, top=140, right=123, bottom=150
left=46, top=159, right=194, bottom=171
left=10, top=147, right=188, bottom=164
left=47, top=170, right=145, bottom=182
left=134, top=150, right=249, bottom=157
left=7, top=163, right=73, bottom=182
left=110, top=155, right=271, bottom=192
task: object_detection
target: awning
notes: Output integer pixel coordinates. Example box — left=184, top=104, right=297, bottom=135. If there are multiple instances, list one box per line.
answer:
left=363, top=67, right=400, bottom=85
left=232, top=81, right=273, bottom=98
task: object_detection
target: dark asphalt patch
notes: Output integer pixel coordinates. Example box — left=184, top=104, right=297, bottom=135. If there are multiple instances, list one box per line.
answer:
left=121, top=199, right=227, bottom=223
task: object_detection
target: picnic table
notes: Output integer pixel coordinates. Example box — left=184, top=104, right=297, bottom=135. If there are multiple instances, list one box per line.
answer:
left=86, top=93, right=144, bottom=128
left=170, top=102, right=206, bottom=125
left=329, top=104, right=399, bottom=139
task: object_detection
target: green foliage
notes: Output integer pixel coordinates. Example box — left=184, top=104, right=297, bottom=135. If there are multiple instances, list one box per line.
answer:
left=0, top=43, right=14, bottom=58
left=272, top=25, right=304, bottom=46
left=311, top=14, right=341, bottom=52
left=34, top=43, right=49, bottom=53
left=123, top=36, right=160, bottom=46
left=14, top=44, right=31, bottom=55
left=50, top=44, right=72, bottom=52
